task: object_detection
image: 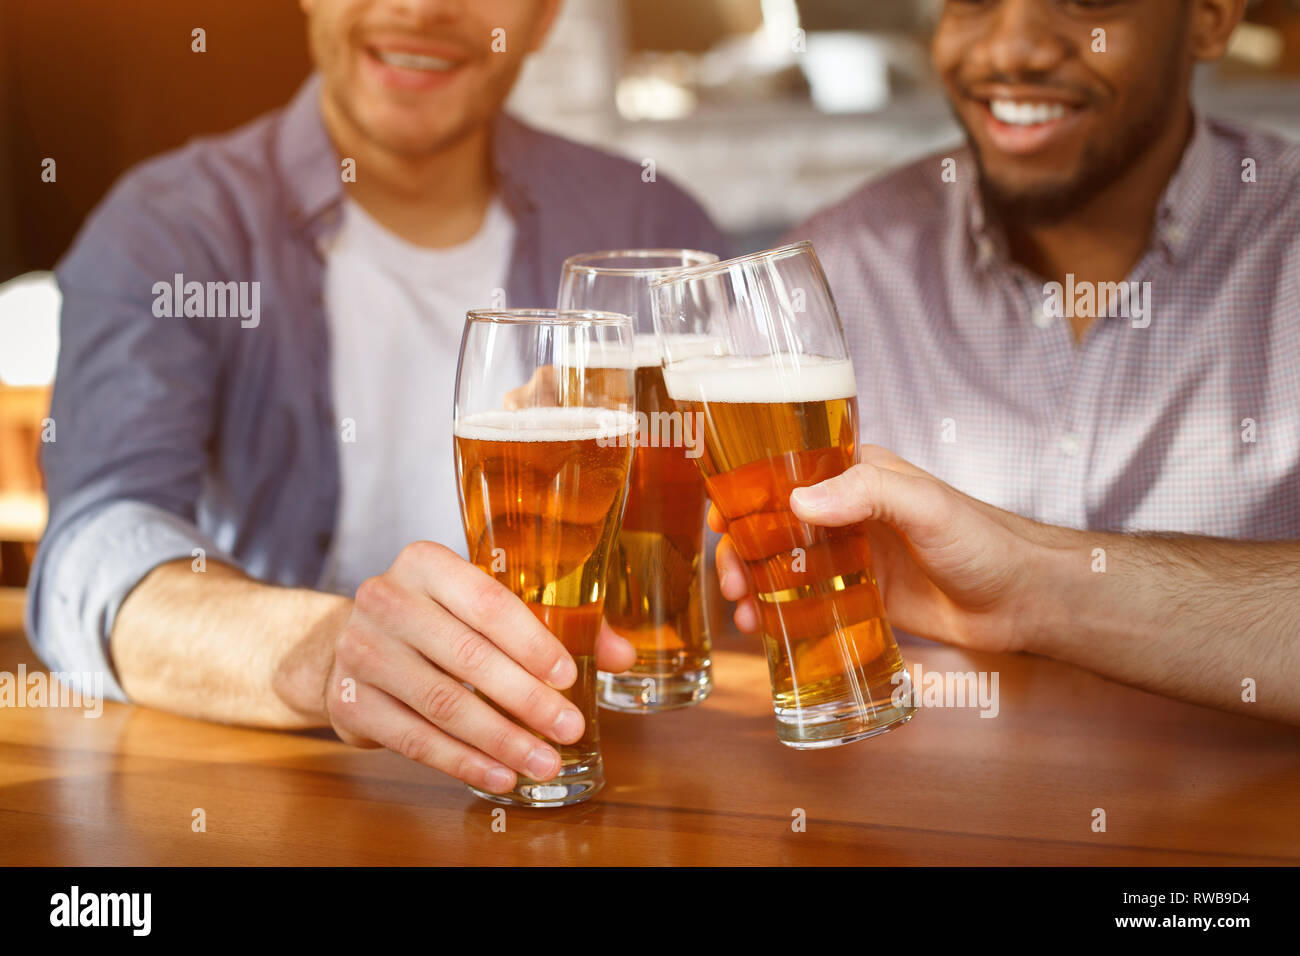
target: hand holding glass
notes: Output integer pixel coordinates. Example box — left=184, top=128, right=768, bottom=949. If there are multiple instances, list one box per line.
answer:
left=650, top=242, right=917, bottom=748
left=454, top=308, right=636, bottom=805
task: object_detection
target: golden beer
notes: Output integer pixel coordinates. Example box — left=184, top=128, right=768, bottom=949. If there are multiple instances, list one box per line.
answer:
left=575, top=335, right=715, bottom=710
left=664, top=355, right=914, bottom=747
left=559, top=251, right=721, bottom=712
left=455, top=406, right=636, bottom=802
left=610, top=360, right=711, bottom=700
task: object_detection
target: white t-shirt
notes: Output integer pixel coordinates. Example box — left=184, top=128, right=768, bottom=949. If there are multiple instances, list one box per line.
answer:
left=318, top=197, right=515, bottom=594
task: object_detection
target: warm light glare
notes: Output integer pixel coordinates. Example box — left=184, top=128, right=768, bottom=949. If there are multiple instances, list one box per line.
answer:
left=0, top=271, right=61, bottom=386
left=615, top=75, right=698, bottom=121
left=802, top=33, right=891, bottom=114
left=759, top=0, right=801, bottom=52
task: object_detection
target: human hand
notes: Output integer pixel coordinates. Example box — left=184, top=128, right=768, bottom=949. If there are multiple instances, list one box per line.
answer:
left=713, top=445, right=1069, bottom=654
left=325, top=542, right=635, bottom=793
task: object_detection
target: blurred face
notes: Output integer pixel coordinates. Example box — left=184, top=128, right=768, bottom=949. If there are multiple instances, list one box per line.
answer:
left=933, top=0, right=1196, bottom=224
left=301, top=0, right=558, bottom=156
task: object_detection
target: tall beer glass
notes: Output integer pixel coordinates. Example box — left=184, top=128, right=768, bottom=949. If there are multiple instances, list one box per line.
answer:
left=650, top=241, right=916, bottom=748
left=559, top=250, right=719, bottom=712
left=454, top=309, right=636, bottom=805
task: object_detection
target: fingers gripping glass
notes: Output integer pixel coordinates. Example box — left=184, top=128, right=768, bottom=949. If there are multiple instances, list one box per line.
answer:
left=649, top=242, right=917, bottom=749
left=453, top=309, right=636, bottom=805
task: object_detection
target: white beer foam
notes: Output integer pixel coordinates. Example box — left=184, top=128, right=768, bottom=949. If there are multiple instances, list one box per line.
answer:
left=455, top=406, right=639, bottom=442
left=662, top=354, right=857, bottom=403
left=582, top=333, right=726, bottom=370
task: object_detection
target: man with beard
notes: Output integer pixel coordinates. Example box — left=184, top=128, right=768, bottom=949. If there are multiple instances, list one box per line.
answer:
left=715, top=0, right=1300, bottom=722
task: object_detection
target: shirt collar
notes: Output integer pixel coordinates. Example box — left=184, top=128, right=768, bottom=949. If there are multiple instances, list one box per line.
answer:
left=964, top=164, right=1003, bottom=273
left=1151, top=110, right=1215, bottom=263
left=276, top=73, right=342, bottom=238
left=965, top=109, right=1216, bottom=275
left=276, top=72, right=538, bottom=247
left=489, top=112, right=540, bottom=220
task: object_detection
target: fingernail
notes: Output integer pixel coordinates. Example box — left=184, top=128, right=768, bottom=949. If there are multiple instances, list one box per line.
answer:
left=485, top=767, right=514, bottom=792
left=525, top=747, right=558, bottom=781
left=547, top=656, right=576, bottom=688
left=792, top=485, right=828, bottom=510
left=553, top=708, right=583, bottom=743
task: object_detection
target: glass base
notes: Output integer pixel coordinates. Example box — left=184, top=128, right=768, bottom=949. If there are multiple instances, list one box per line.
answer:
left=774, top=668, right=917, bottom=750
left=777, top=702, right=915, bottom=749
left=597, top=666, right=712, bottom=713
left=466, top=757, right=604, bottom=808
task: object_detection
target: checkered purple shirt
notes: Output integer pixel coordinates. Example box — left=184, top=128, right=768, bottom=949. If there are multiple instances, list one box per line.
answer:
left=789, top=114, right=1300, bottom=539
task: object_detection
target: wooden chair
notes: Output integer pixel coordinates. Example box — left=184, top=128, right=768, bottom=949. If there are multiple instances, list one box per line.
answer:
left=0, top=384, right=49, bottom=626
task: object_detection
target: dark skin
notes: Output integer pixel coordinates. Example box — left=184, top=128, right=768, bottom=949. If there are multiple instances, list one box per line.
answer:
left=932, top=0, right=1243, bottom=341
left=717, top=0, right=1300, bottom=726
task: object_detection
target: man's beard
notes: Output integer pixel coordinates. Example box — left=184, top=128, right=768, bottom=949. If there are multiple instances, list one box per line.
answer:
left=966, top=93, right=1178, bottom=228
left=958, top=25, right=1187, bottom=230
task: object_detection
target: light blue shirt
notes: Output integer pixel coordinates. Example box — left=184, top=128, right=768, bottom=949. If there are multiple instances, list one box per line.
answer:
left=28, top=74, right=726, bottom=700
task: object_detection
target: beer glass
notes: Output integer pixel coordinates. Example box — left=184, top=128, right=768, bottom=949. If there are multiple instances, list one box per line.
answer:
left=453, top=309, right=636, bottom=805
left=559, top=250, right=719, bottom=713
left=650, top=241, right=916, bottom=748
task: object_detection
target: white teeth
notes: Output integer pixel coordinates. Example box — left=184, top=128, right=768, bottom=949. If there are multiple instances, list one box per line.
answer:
left=990, top=99, right=1069, bottom=126
left=375, top=50, right=455, bottom=71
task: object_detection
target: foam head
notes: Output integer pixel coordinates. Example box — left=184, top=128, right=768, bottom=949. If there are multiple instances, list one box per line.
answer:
left=455, top=406, right=639, bottom=442
left=576, top=333, right=727, bottom=370
left=662, top=354, right=857, bottom=404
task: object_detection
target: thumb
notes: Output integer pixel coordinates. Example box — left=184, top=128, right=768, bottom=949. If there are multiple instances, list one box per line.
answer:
left=790, top=462, right=952, bottom=543
left=594, top=618, right=636, bottom=674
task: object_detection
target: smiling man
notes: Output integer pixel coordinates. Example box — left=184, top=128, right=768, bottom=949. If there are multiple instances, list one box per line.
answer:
left=28, top=0, right=724, bottom=795
left=789, top=0, right=1298, bottom=538
left=716, top=0, right=1300, bottom=722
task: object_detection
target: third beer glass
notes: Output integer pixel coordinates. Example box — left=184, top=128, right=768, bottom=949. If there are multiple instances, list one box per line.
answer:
left=559, top=250, right=719, bottom=712
left=454, top=309, right=636, bottom=805
left=650, top=241, right=916, bottom=748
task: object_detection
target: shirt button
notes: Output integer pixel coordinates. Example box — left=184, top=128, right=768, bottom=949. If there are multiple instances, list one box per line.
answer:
left=1059, top=433, right=1081, bottom=456
left=316, top=531, right=333, bottom=553
left=1032, top=305, right=1054, bottom=329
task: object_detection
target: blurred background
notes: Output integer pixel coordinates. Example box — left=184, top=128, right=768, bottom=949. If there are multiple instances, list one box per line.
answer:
left=1, top=0, right=1299, bottom=617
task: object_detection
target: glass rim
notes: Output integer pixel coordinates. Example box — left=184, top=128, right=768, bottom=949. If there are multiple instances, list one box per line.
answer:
left=647, top=240, right=815, bottom=289
left=464, top=308, right=632, bottom=327
left=561, top=248, right=720, bottom=277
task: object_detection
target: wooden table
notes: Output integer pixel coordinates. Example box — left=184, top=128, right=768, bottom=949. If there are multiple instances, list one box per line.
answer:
left=1, top=623, right=1297, bottom=866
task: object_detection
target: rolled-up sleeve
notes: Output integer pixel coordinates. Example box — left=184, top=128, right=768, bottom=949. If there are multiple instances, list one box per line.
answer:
left=24, top=168, right=237, bottom=700
left=27, top=502, right=232, bottom=700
